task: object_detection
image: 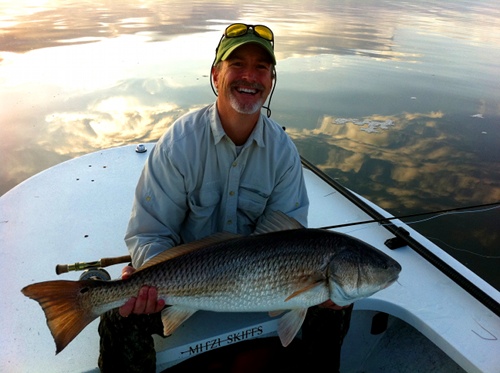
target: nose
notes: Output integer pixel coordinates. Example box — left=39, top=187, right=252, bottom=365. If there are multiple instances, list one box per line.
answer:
left=240, top=66, right=258, bottom=82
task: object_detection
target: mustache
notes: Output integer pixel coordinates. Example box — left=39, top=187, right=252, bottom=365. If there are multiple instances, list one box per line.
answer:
left=231, top=80, right=265, bottom=91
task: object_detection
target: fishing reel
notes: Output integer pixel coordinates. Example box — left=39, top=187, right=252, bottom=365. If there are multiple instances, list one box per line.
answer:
left=79, top=268, right=111, bottom=281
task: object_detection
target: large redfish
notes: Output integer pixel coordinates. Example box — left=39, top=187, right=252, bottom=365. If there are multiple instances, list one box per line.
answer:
left=22, top=212, right=401, bottom=354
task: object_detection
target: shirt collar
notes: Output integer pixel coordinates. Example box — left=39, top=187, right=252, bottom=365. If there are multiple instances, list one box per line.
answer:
left=209, top=103, right=266, bottom=148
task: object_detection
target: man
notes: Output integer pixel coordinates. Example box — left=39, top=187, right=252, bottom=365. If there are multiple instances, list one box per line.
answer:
left=98, top=23, right=351, bottom=372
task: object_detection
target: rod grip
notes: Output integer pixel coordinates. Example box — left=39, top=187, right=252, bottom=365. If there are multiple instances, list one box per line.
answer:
left=55, top=264, right=69, bottom=275
left=100, top=255, right=132, bottom=267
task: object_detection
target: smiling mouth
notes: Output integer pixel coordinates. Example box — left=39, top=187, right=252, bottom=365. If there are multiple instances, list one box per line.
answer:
left=236, top=87, right=258, bottom=95
left=232, top=81, right=263, bottom=96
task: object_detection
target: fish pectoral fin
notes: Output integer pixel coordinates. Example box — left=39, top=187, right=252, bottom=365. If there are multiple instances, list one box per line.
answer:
left=277, top=308, right=307, bottom=347
left=253, top=211, right=304, bottom=235
left=284, top=279, right=324, bottom=302
left=160, top=306, right=197, bottom=336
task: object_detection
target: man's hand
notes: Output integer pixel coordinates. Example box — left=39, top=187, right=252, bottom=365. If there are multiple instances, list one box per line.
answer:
left=118, top=265, right=166, bottom=317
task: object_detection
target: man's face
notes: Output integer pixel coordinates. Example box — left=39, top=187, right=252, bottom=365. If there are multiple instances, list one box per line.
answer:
left=213, top=43, right=274, bottom=115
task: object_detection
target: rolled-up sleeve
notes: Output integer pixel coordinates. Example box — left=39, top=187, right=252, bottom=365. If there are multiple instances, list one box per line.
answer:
left=124, top=142, right=186, bottom=268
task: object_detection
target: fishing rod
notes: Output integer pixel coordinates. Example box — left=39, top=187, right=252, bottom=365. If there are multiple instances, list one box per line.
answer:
left=318, top=202, right=500, bottom=231
left=54, top=201, right=499, bottom=275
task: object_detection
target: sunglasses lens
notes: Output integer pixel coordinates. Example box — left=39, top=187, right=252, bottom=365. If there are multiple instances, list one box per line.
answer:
left=225, top=23, right=248, bottom=38
left=254, top=25, right=273, bottom=41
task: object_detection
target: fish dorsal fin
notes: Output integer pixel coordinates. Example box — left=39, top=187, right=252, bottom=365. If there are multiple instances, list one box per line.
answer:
left=252, top=210, right=304, bottom=235
left=136, top=232, right=241, bottom=272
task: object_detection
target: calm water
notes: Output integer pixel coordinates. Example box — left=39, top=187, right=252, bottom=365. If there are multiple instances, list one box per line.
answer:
left=1, top=0, right=499, bottom=290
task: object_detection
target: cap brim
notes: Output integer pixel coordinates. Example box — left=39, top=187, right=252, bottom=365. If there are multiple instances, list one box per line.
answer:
left=216, top=34, right=276, bottom=65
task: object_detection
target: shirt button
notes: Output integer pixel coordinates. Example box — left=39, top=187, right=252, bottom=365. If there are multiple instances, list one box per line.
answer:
left=232, top=162, right=238, bottom=167
left=227, top=219, right=233, bottom=225
left=229, top=191, right=235, bottom=196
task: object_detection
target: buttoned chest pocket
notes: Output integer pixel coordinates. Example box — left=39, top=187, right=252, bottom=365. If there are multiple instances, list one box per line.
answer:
left=238, top=186, right=269, bottom=220
left=187, top=186, right=221, bottom=218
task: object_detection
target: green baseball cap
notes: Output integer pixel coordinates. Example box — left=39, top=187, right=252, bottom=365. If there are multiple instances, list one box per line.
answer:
left=214, top=31, right=276, bottom=65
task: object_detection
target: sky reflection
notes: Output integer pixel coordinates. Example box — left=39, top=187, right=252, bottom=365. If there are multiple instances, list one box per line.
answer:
left=290, top=111, right=499, bottom=209
left=2, top=0, right=499, bottom=195
left=1, top=0, right=499, bottom=287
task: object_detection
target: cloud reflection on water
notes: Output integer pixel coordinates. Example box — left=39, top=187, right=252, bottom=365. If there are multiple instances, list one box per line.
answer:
left=290, top=111, right=500, bottom=210
left=1, top=1, right=499, bottom=287
left=1, top=0, right=499, bottom=194
left=43, top=96, right=183, bottom=154
left=4, top=0, right=498, bottom=57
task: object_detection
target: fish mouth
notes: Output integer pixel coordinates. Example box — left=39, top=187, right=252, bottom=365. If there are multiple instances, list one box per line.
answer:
left=381, top=275, right=400, bottom=289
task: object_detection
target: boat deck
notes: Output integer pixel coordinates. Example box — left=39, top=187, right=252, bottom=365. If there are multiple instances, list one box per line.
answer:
left=1, top=144, right=498, bottom=372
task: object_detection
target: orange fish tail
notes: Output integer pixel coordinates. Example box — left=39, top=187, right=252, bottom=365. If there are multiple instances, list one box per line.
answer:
left=21, top=280, right=100, bottom=354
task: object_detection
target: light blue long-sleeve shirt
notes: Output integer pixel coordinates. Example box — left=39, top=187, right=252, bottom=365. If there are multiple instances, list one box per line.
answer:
left=125, top=103, right=309, bottom=268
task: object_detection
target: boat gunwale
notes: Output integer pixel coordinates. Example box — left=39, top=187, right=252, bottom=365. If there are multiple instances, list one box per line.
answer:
left=300, top=156, right=500, bottom=317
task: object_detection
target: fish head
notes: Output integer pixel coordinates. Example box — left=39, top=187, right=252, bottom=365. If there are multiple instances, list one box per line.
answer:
left=327, top=236, right=401, bottom=306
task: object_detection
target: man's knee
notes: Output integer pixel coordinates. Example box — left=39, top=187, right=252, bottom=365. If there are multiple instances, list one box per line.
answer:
left=98, top=309, right=164, bottom=372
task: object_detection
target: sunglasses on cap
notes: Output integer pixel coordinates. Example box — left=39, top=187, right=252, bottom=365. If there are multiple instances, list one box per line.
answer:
left=224, top=23, right=274, bottom=46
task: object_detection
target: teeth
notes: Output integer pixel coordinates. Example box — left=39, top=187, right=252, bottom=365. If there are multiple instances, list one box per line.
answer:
left=238, top=87, right=257, bottom=94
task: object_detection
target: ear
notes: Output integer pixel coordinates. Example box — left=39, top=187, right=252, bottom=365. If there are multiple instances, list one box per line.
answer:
left=212, top=66, right=220, bottom=90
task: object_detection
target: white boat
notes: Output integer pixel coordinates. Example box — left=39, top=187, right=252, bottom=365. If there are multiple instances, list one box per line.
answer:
left=1, top=144, right=498, bottom=373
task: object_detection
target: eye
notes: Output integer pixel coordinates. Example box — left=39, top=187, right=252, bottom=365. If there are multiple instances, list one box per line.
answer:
left=228, top=59, right=244, bottom=67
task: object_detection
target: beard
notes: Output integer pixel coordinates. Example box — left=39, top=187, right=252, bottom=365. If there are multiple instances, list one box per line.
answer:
left=228, top=81, right=267, bottom=115
left=229, top=95, right=264, bottom=114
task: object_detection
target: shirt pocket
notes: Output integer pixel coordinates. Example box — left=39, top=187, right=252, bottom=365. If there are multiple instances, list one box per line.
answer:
left=238, top=186, right=269, bottom=218
left=187, top=184, right=221, bottom=218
